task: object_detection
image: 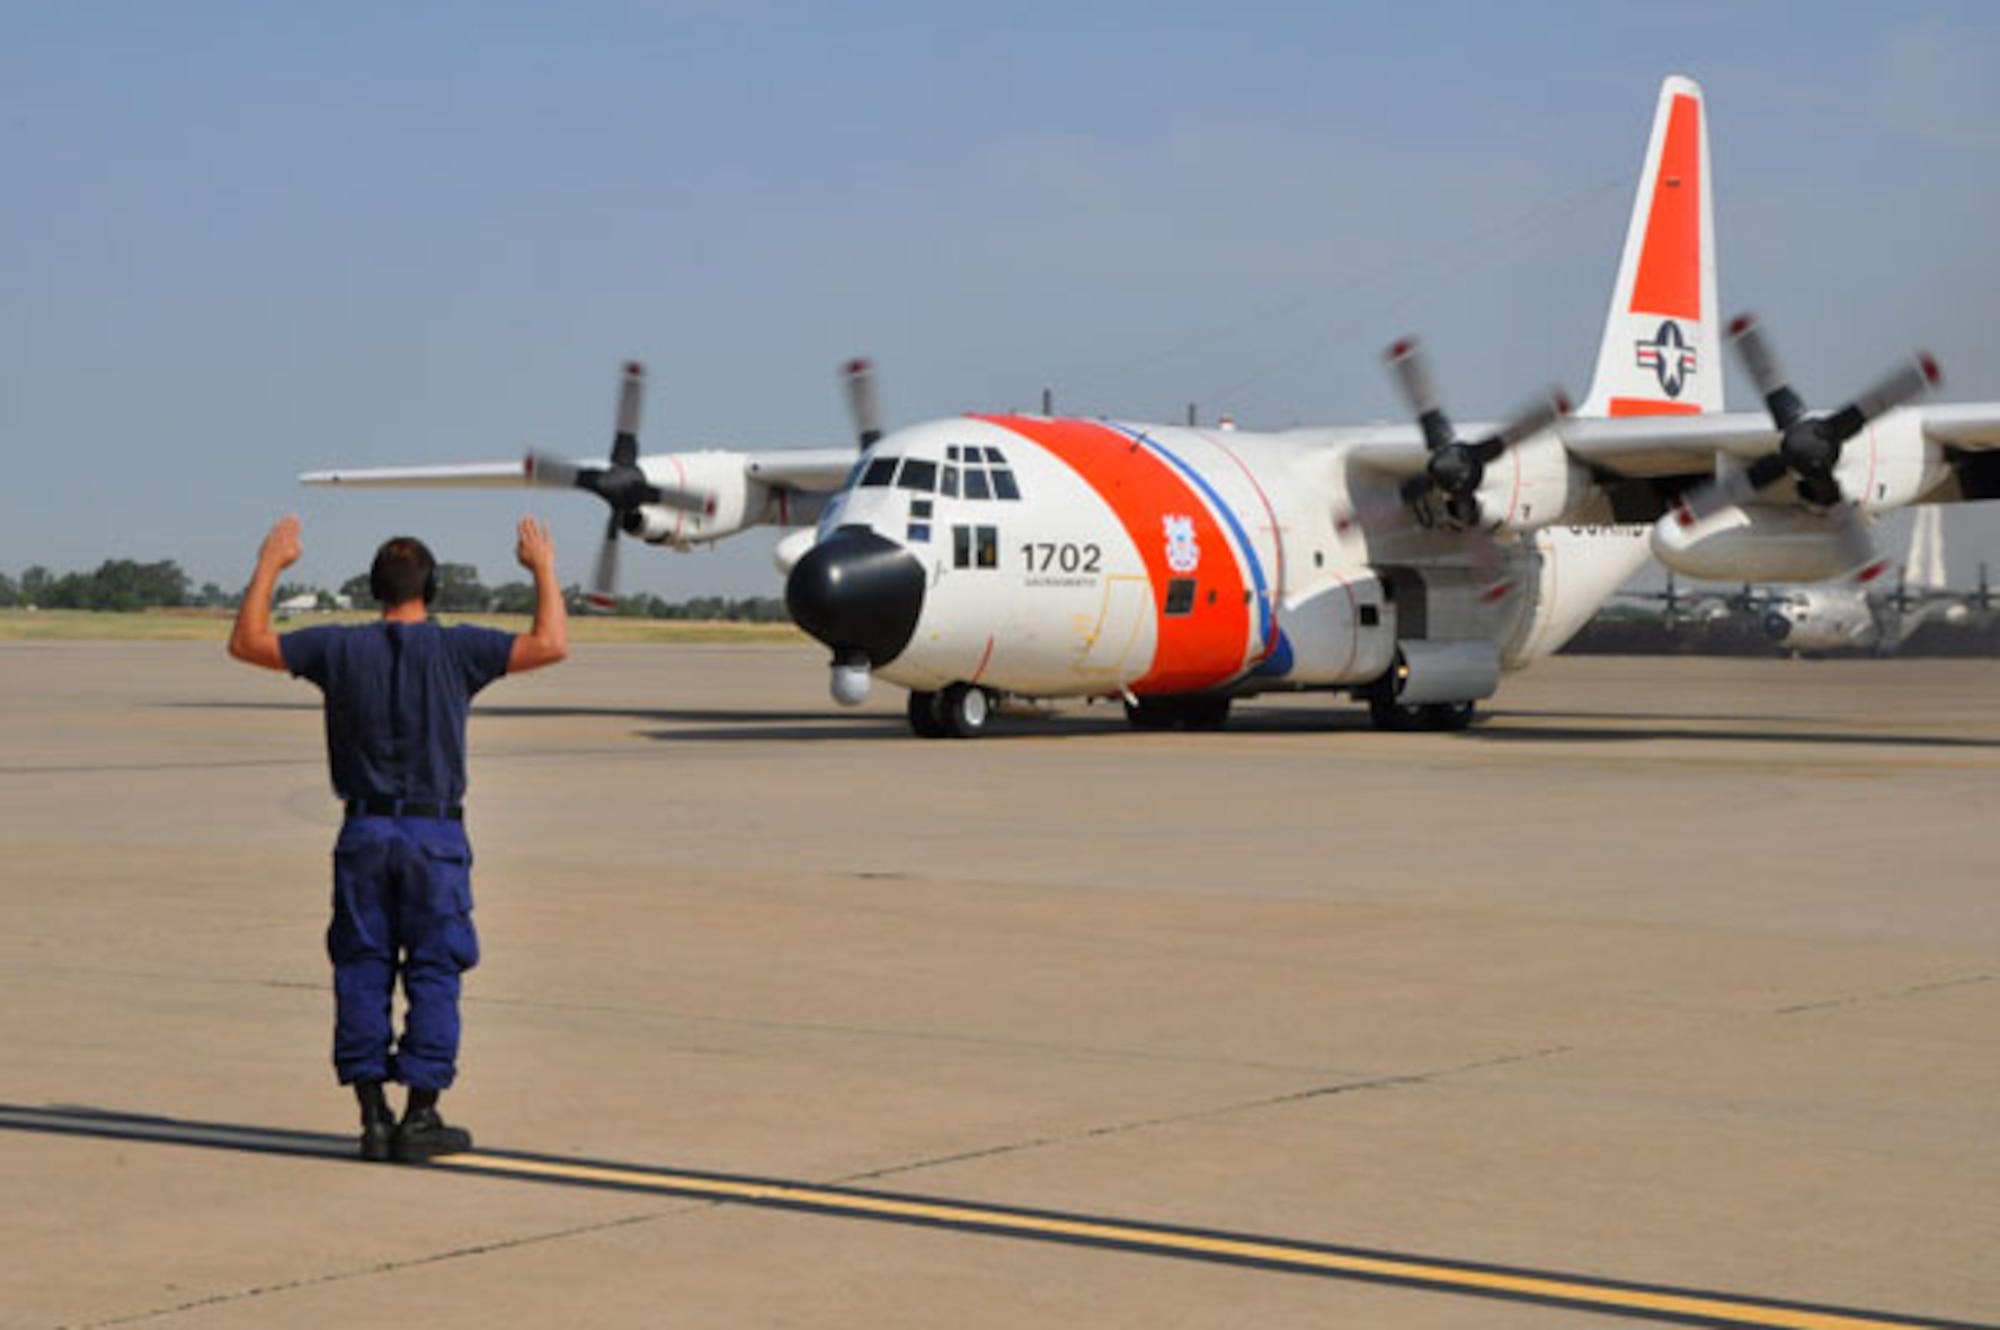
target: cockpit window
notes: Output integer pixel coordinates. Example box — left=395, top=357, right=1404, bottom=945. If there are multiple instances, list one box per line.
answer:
left=859, top=456, right=898, bottom=488
left=946, top=443, right=1021, bottom=502
left=897, top=458, right=938, bottom=492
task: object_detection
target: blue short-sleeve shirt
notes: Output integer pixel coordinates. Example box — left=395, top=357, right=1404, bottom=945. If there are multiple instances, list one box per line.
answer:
left=281, top=621, right=515, bottom=805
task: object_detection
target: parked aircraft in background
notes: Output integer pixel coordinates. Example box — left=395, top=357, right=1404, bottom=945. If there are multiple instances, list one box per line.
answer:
left=1618, top=510, right=1979, bottom=653
left=304, top=76, right=2000, bottom=736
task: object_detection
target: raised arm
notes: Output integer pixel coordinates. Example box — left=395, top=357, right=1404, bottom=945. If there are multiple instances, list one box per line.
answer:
left=228, top=515, right=302, bottom=672
left=508, top=516, right=569, bottom=674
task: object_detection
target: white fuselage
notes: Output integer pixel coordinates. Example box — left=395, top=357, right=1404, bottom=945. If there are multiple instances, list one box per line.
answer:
left=808, top=414, right=1651, bottom=705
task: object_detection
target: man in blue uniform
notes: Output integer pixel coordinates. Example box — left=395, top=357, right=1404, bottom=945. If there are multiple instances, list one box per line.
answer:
left=230, top=514, right=569, bottom=1161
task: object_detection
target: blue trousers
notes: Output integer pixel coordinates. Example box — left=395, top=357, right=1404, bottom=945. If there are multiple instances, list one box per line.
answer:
left=328, top=816, right=480, bottom=1090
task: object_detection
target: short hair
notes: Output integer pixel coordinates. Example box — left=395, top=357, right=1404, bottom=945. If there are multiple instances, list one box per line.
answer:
left=369, top=537, right=438, bottom=607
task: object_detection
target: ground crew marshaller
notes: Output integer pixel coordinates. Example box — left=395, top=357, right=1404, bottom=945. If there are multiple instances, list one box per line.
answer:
left=229, top=515, right=568, bottom=1161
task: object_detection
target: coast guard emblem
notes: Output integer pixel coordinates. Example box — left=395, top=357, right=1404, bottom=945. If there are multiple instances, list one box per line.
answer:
left=1163, top=514, right=1201, bottom=574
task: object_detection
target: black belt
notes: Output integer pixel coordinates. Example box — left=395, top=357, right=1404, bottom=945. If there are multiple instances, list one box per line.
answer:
left=345, top=798, right=463, bottom=821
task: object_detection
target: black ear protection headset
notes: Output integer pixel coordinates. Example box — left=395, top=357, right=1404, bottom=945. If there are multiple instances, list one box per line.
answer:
left=368, top=538, right=439, bottom=607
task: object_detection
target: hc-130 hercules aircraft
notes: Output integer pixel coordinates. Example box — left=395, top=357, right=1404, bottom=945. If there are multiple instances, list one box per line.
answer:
left=305, top=76, right=2000, bottom=738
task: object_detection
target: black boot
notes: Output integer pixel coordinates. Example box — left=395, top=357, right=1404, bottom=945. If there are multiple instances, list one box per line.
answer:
left=354, top=1081, right=395, bottom=1162
left=394, top=1086, right=473, bottom=1163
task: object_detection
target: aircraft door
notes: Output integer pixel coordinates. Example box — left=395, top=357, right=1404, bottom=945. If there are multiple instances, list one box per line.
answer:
left=1078, top=574, right=1150, bottom=679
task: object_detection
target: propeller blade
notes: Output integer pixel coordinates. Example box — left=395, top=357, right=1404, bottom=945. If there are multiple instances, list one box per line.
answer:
left=584, top=514, right=621, bottom=613
left=1831, top=503, right=1886, bottom=583
left=1668, top=466, right=1761, bottom=529
left=1727, top=314, right=1805, bottom=431
left=642, top=482, right=717, bottom=516
left=1468, top=386, right=1570, bottom=464
left=524, top=451, right=593, bottom=491
left=1817, top=353, right=1941, bottom=447
left=843, top=358, right=883, bottom=449
left=612, top=362, right=644, bottom=468
left=1385, top=338, right=1454, bottom=453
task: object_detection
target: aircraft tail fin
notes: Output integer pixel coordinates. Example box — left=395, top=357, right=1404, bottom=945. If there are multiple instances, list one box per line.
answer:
left=1578, top=75, right=1722, bottom=419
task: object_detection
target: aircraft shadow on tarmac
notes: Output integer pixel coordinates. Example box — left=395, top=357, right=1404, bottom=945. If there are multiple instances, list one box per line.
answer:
left=165, top=701, right=2000, bottom=750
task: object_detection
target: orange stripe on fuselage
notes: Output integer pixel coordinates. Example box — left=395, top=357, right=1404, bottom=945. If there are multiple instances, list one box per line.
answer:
left=981, top=416, right=1250, bottom=695
left=1606, top=398, right=1703, bottom=417
left=1628, top=93, right=1702, bottom=321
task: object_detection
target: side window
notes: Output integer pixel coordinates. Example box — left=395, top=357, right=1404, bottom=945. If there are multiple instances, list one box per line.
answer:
left=950, top=525, right=1000, bottom=569
left=860, top=456, right=897, bottom=487
left=1164, top=579, right=1196, bottom=616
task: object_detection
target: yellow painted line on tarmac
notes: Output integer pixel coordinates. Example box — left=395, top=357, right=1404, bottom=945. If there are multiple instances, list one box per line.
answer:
left=430, top=1151, right=1982, bottom=1330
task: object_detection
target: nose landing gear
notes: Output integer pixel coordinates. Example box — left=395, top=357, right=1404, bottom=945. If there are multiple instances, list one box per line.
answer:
left=907, top=684, right=991, bottom=739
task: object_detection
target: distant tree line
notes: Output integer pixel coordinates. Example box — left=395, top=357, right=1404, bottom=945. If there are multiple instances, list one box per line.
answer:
left=0, top=558, right=788, bottom=622
left=0, top=560, right=214, bottom=611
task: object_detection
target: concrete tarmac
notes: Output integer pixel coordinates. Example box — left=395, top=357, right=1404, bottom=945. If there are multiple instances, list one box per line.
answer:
left=2, top=640, right=1996, bottom=1328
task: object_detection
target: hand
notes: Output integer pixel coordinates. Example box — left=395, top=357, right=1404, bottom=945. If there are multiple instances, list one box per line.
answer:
left=516, top=516, right=557, bottom=574
left=259, top=515, right=303, bottom=573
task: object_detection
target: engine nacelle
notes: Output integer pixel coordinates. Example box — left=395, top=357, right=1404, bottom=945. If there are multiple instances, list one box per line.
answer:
left=626, top=452, right=822, bottom=547
left=1651, top=503, right=1863, bottom=583
left=1472, top=431, right=1597, bottom=533
left=1388, top=639, right=1501, bottom=704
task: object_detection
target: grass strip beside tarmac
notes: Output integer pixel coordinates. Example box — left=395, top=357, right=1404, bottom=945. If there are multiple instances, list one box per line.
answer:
left=0, top=608, right=807, bottom=645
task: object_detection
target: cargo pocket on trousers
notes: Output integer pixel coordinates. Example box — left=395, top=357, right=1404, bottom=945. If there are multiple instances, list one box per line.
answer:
left=416, top=836, right=481, bottom=973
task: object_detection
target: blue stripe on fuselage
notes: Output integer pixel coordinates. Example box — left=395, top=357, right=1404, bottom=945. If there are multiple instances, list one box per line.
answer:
left=1105, top=423, right=1277, bottom=660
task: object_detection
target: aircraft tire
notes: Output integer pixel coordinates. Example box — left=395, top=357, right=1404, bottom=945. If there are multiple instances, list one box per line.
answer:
left=1123, top=698, right=1178, bottom=730
left=1178, top=696, right=1232, bottom=730
left=1367, top=693, right=1425, bottom=732
left=907, top=690, right=947, bottom=739
left=1422, top=701, right=1477, bottom=731
left=939, top=684, right=990, bottom=739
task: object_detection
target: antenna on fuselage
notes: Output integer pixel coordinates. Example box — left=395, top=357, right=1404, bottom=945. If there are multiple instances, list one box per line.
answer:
left=1041, top=387, right=1054, bottom=416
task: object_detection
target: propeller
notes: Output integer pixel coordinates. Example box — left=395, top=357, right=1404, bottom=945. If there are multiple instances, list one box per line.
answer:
left=524, top=362, right=713, bottom=611
left=1670, top=315, right=1939, bottom=578
left=1384, top=337, right=1568, bottom=530
left=843, top=358, right=884, bottom=448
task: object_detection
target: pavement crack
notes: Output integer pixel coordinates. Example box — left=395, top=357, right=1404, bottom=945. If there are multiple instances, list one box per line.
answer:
left=62, top=1209, right=675, bottom=1328
left=1773, top=971, right=1994, bottom=1017
left=836, top=1043, right=1574, bottom=1187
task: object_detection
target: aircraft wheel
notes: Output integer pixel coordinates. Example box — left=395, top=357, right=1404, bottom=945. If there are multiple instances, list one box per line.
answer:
left=1178, top=696, right=1232, bottom=730
left=906, top=690, right=946, bottom=739
left=1123, top=697, right=1178, bottom=730
left=1367, top=692, right=1426, bottom=732
left=1422, top=700, right=1477, bottom=731
left=939, top=683, right=991, bottom=739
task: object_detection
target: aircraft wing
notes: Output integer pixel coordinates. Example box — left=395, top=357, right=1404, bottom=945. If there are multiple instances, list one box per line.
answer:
left=1345, top=405, right=2000, bottom=482
left=1341, top=413, right=1779, bottom=481
left=743, top=447, right=858, bottom=491
left=302, top=448, right=858, bottom=492
left=1916, top=403, right=2000, bottom=450
left=300, top=460, right=531, bottom=488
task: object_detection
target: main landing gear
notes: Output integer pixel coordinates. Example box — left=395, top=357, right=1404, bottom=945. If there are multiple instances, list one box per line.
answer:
left=1364, top=689, right=1478, bottom=732
left=907, top=684, right=991, bottom=739
left=1121, top=695, right=1232, bottom=731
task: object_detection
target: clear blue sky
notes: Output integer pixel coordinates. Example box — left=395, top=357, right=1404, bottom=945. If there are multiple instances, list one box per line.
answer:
left=6, top=2, right=2000, bottom=597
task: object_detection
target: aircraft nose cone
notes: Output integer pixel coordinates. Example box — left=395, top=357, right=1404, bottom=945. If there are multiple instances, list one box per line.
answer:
left=785, top=527, right=926, bottom=667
